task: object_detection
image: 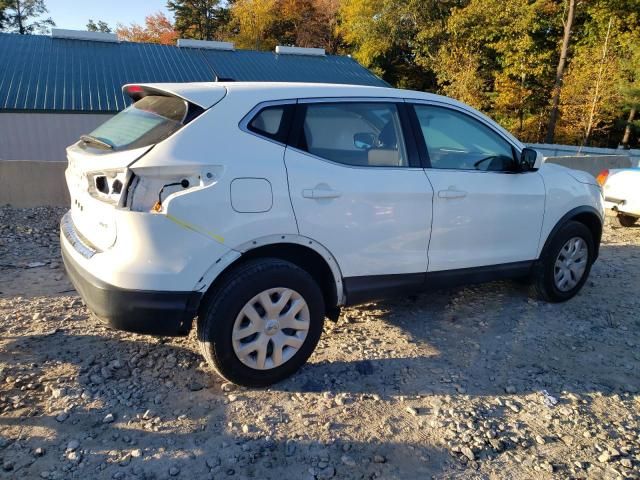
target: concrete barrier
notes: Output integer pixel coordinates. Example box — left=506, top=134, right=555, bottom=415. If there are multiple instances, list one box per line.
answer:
left=529, top=143, right=640, bottom=167
left=543, top=155, right=632, bottom=178
left=0, top=161, right=69, bottom=207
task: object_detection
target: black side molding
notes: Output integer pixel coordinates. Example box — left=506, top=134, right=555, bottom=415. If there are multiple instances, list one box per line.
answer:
left=344, top=273, right=425, bottom=306
left=344, top=261, right=534, bottom=306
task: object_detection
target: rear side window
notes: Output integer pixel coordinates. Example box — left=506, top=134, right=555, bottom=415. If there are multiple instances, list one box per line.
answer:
left=247, top=104, right=294, bottom=143
left=294, top=102, right=409, bottom=167
left=81, top=95, right=191, bottom=152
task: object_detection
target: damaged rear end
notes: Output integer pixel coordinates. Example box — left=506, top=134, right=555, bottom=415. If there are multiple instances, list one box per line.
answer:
left=61, top=83, right=230, bottom=335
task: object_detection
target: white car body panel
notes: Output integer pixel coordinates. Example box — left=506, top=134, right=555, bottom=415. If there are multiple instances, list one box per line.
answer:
left=425, top=169, right=545, bottom=271
left=285, top=147, right=433, bottom=277
left=603, top=169, right=640, bottom=217
left=536, top=163, right=604, bottom=256
left=61, top=82, right=603, bottom=304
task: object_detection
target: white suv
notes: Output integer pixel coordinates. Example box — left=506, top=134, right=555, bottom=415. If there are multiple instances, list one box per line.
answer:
left=61, top=82, right=604, bottom=386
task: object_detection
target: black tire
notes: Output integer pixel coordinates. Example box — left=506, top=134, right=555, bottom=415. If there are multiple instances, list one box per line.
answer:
left=197, top=258, right=325, bottom=387
left=531, top=221, right=594, bottom=302
left=617, top=214, right=638, bottom=228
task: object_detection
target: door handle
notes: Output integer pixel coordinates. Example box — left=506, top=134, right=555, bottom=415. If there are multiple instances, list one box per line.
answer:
left=302, top=188, right=342, bottom=199
left=438, top=189, right=467, bottom=199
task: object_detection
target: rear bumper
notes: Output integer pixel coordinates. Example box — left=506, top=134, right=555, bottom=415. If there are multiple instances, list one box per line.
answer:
left=61, top=236, right=202, bottom=336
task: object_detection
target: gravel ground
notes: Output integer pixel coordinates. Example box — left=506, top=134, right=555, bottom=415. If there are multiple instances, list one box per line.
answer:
left=0, top=205, right=639, bottom=480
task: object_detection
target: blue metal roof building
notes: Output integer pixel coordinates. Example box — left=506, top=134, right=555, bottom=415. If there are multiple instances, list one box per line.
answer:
left=0, top=32, right=386, bottom=112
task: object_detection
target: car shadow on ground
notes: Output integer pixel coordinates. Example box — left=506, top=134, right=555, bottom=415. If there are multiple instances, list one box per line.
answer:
left=279, top=243, right=639, bottom=398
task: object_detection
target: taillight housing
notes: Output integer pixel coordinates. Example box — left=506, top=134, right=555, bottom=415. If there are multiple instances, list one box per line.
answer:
left=596, top=169, right=609, bottom=186
left=86, top=169, right=129, bottom=205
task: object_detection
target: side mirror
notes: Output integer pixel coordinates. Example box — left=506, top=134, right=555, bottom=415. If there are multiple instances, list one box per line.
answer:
left=354, top=132, right=376, bottom=150
left=518, top=148, right=542, bottom=172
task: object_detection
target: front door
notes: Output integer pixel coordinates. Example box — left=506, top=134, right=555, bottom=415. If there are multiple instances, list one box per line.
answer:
left=410, top=103, right=545, bottom=272
left=284, top=100, right=433, bottom=284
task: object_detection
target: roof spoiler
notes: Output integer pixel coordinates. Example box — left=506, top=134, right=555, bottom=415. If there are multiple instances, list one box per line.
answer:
left=122, top=83, right=227, bottom=109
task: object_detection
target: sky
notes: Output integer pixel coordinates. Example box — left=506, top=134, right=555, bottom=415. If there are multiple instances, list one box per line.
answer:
left=45, top=0, right=173, bottom=30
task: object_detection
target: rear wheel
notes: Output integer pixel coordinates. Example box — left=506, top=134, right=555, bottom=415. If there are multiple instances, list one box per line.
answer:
left=197, top=258, right=325, bottom=387
left=531, top=221, right=594, bottom=302
left=616, top=213, right=638, bottom=227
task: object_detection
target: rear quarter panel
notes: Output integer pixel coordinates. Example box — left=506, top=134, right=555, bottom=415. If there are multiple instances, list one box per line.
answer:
left=131, top=90, right=299, bottom=253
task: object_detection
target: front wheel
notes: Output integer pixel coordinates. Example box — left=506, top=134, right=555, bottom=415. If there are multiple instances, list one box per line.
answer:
left=617, top=214, right=638, bottom=228
left=197, top=258, right=325, bottom=387
left=531, top=221, right=594, bottom=302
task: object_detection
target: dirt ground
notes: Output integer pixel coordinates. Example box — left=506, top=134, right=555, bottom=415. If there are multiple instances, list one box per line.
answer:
left=0, top=206, right=639, bottom=480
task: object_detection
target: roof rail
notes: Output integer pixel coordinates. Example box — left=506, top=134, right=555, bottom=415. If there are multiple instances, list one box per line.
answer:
left=177, top=39, right=235, bottom=51
left=51, top=28, right=118, bottom=43
left=275, top=46, right=325, bottom=56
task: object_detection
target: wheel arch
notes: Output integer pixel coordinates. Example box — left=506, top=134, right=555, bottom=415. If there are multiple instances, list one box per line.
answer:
left=195, top=234, right=345, bottom=314
left=540, top=206, right=603, bottom=260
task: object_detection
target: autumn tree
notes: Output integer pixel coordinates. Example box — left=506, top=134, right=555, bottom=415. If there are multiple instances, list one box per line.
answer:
left=229, top=0, right=342, bottom=52
left=229, top=0, right=277, bottom=50
left=0, top=0, right=54, bottom=34
left=339, top=0, right=467, bottom=90
left=433, top=0, right=563, bottom=141
left=555, top=0, right=640, bottom=146
left=116, top=12, right=178, bottom=45
left=545, top=0, right=577, bottom=143
left=86, top=19, right=111, bottom=33
left=167, top=0, right=229, bottom=40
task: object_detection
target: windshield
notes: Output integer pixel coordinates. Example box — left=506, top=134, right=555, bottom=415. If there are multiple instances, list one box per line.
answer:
left=82, top=95, right=188, bottom=151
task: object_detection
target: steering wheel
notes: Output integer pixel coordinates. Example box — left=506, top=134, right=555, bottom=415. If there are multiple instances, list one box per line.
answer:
left=473, top=156, right=499, bottom=169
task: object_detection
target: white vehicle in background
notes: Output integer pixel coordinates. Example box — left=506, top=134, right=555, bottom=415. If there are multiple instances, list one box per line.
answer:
left=61, top=82, right=604, bottom=387
left=597, top=168, right=640, bottom=227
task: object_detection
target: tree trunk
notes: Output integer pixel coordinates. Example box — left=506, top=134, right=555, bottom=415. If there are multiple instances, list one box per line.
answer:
left=16, top=0, right=25, bottom=34
left=582, top=16, right=613, bottom=147
left=622, top=106, right=637, bottom=147
left=545, top=0, right=576, bottom=144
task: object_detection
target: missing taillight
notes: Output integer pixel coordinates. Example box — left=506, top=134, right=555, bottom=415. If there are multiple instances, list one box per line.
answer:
left=95, top=176, right=109, bottom=194
left=112, top=179, right=123, bottom=194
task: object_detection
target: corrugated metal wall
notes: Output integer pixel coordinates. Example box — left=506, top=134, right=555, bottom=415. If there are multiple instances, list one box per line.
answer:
left=0, top=34, right=215, bottom=111
left=0, top=33, right=388, bottom=113
left=0, top=112, right=112, bottom=161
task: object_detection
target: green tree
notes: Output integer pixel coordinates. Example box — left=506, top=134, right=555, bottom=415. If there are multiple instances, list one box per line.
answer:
left=339, top=0, right=461, bottom=90
left=86, top=19, right=111, bottom=33
left=1, top=0, right=54, bottom=34
left=167, top=0, right=229, bottom=40
left=619, top=49, right=640, bottom=147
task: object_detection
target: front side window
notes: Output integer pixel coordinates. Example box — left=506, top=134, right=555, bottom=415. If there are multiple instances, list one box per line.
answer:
left=413, top=105, right=515, bottom=171
left=296, top=102, right=409, bottom=167
left=81, top=95, right=189, bottom=151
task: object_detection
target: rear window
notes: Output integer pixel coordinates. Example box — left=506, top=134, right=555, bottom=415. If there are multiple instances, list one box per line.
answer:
left=81, top=96, right=189, bottom=151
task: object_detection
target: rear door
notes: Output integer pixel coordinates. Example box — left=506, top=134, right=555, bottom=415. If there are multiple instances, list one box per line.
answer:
left=283, top=99, right=434, bottom=294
